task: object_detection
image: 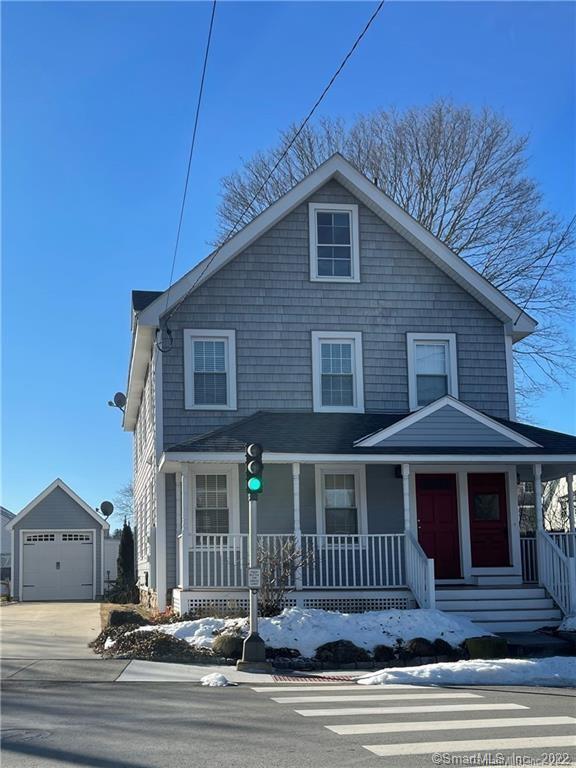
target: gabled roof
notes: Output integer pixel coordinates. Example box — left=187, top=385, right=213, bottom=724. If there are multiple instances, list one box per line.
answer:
left=132, top=290, right=163, bottom=312
left=164, top=408, right=576, bottom=458
left=136, top=154, right=536, bottom=335
left=125, top=153, right=538, bottom=430
left=353, top=396, right=540, bottom=449
left=6, top=478, right=109, bottom=531
left=1, top=506, right=15, bottom=521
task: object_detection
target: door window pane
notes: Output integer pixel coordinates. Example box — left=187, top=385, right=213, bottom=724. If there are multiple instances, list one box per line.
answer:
left=415, top=343, right=448, bottom=406
left=324, top=474, right=358, bottom=534
left=321, top=343, right=354, bottom=406
left=472, top=493, right=500, bottom=521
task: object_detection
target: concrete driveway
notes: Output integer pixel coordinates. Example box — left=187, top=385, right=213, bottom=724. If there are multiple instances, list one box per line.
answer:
left=1, top=602, right=101, bottom=660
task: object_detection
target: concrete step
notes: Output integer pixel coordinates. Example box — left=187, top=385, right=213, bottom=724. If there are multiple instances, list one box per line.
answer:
left=453, top=609, right=562, bottom=622
left=472, top=620, right=562, bottom=632
left=498, top=631, right=573, bottom=658
left=437, top=587, right=547, bottom=600
left=437, top=598, right=556, bottom=611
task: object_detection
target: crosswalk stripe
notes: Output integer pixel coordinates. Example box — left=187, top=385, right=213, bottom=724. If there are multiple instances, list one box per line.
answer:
left=363, top=735, right=576, bottom=757
left=327, top=715, right=576, bottom=736
left=251, top=684, right=429, bottom=692
left=295, top=702, right=528, bottom=717
left=272, top=692, right=482, bottom=704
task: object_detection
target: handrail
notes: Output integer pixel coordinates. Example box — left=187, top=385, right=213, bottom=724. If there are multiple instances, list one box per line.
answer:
left=537, top=530, right=576, bottom=616
left=404, top=531, right=435, bottom=609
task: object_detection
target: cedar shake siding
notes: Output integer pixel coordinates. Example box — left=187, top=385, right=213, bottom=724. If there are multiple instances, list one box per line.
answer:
left=162, top=179, right=509, bottom=448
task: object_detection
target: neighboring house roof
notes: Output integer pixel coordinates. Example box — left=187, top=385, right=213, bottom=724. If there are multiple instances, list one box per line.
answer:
left=6, top=478, right=109, bottom=531
left=124, top=153, right=538, bottom=430
left=1, top=506, right=15, bottom=522
left=132, top=290, right=164, bottom=312
left=164, top=409, right=576, bottom=458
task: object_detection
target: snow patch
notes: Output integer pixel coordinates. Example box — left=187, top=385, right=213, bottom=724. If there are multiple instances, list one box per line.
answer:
left=200, top=672, right=234, bottom=687
left=559, top=615, right=576, bottom=632
left=135, top=608, right=486, bottom=658
left=358, top=656, right=576, bottom=688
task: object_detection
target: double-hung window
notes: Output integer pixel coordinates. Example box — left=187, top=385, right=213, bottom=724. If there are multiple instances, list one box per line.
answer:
left=316, top=466, right=367, bottom=536
left=312, top=331, right=364, bottom=412
left=407, top=333, right=458, bottom=410
left=192, top=466, right=240, bottom=545
left=184, top=330, right=237, bottom=410
left=309, top=203, right=360, bottom=282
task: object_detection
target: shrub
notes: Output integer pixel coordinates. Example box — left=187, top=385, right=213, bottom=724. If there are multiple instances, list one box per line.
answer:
left=265, top=647, right=301, bottom=659
left=212, top=633, right=245, bottom=660
left=373, top=644, right=395, bottom=662
left=108, top=609, right=147, bottom=627
left=314, top=640, right=371, bottom=664
left=404, top=637, right=436, bottom=657
left=112, top=630, right=209, bottom=662
left=465, top=636, right=508, bottom=659
left=432, top=638, right=455, bottom=657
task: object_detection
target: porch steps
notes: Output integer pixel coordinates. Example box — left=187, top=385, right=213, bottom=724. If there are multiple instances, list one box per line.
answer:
left=436, top=585, right=563, bottom=633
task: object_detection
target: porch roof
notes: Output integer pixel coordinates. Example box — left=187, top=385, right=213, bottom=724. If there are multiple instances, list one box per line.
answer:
left=166, top=410, right=576, bottom=458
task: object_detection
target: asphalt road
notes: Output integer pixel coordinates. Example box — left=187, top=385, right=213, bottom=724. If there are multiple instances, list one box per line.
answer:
left=2, top=679, right=575, bottom=768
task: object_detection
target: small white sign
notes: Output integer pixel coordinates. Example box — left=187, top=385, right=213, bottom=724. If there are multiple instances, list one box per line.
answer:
left=247, top=567, right=261, bottom=589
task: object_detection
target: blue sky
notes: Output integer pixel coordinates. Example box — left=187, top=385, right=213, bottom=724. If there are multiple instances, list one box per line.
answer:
left=2, top=1, right=575, bottom=519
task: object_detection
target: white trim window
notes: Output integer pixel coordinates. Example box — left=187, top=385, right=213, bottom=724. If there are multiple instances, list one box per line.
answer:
left=184, top=329, right=237, bottom=410
left=312, top=331, right=364, bottom=413
left=407, top=333, right=458, bottom=410
left=315, top=465, right=367, bottom=536
left=309, top=203, right=360, bottom=282
left=191, top=465, right=240, bottom=544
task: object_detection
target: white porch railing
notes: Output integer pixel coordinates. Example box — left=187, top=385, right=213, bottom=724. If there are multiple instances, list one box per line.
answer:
left=189, top=533, right=406, bottom=590
left=404, top=532, right=435, bottom=609
left=550, top=532, right=576, bottom=558
left=537, top=530, right=576, bottom=616
left=520, top=536, right=538, bottom=583
left=301, top=534, right=405, bottom=589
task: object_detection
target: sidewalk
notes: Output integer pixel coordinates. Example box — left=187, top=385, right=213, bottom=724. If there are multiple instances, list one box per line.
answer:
left=116, top=660, right=362, bottom=684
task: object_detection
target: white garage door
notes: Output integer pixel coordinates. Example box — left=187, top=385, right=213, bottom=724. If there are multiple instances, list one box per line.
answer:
left=22, top=531, right=94, bottom=601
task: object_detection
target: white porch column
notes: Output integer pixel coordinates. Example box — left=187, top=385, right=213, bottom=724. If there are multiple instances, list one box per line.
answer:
left=402, top=463, right=411, bottom=533
left=155, top=472, right=167, bottom=610
left=567, top=474, right=575, bottom=534
left=534, top=463, right=543, bottom=532
left=292, top=462, right=303, bottom=591
left=178, top=469, right=191, bottom=590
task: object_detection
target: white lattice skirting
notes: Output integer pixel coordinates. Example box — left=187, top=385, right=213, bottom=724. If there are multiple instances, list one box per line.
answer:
left=173, top=589, right=415, bottom=616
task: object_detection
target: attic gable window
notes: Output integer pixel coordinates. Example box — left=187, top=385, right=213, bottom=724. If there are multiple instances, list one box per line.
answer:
left=184, top=329, right=237, bottom=410
left=309, top=203, right=360, bottom=282
left=407, top=333, right=459, bottom=410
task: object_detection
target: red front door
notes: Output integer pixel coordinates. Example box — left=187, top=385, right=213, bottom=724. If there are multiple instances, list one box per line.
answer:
left=416, top=474, right=461, bottom=579
left=468, top=473, right=510, bottom=567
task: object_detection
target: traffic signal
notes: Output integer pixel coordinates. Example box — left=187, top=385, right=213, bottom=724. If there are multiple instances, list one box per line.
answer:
left=245, top=443, right=263, bottom=494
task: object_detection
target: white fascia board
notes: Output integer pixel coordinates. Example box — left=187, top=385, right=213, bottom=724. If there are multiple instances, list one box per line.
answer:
left=137, top=154, right=536, bottom=335
left=124, top=324, right=155, bottom=432
left=7, top=478, right=109, bottom=530
left=160, top=451, right=576, bottom=467
left=353, top=396, right=540, bottom=449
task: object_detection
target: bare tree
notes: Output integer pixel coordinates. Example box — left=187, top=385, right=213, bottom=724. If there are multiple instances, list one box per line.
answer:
left=217, top=102, right=575, bottom=406
left=257, top=537, right=310, bottom=617
left=113, top=483, right=134, bottom=524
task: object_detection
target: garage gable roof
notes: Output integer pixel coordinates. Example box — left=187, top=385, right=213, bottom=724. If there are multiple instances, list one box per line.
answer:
left=6, top=479, right=109, bottom=531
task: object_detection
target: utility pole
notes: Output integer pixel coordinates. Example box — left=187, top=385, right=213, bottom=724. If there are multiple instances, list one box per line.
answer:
left=237, top=444, right=272, bottom=673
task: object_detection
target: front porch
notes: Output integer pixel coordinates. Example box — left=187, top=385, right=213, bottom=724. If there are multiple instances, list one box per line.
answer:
left=164, top=458, right=575, bottom=628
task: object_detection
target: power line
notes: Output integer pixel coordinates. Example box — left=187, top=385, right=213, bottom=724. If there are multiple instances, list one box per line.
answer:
left=159, top=0, right=217, bottom=344
left=159, top=0, right=385, bottom=337
left=513, top=214, right=576, bottom=326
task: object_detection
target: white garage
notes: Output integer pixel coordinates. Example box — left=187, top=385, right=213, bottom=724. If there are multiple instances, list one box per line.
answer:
left=8, top=479, right=109, bottom=601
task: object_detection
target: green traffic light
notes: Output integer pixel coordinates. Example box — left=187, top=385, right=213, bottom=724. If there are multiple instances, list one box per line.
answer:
left=247, top=477, right=262, bottom=492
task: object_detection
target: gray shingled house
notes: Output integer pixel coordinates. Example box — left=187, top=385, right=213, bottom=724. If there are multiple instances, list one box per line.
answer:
left=123, top=154, right=576, bottom=632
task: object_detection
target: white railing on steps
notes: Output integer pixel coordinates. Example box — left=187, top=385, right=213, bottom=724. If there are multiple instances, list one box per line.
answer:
left=520, top=536, right=538, bottom=583
left=404, top=531, right=435, bottom=609
left=537, top=530, right=576, bottom=616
